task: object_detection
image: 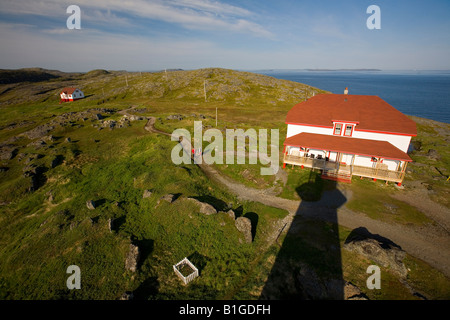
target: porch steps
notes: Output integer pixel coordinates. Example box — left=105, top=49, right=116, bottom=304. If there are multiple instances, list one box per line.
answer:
left=321, top=170, right=352, bottom=183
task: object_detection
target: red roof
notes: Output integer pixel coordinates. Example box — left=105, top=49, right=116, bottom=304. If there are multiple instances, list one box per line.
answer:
left=286, top=94, right=417, bottom=136
left=284, top=132, right=412, bottom=162
left=60, top=87, right=78, bottom=94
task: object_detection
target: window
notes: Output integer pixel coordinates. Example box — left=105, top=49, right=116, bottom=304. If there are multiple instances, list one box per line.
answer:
left=344, top=124, right=353, bottom=136
left=333, top=123, right=342, bottom=135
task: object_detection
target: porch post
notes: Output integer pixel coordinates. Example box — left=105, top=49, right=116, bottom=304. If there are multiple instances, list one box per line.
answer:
left=398, top=161, right=408, bottom=186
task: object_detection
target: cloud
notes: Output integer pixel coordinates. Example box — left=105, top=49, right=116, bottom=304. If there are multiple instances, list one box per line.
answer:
left=0, top=0, right=273, bottom=38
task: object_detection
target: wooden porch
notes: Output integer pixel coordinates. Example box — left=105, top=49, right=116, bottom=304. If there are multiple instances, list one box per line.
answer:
left=283, top=154, right=406, bottom=184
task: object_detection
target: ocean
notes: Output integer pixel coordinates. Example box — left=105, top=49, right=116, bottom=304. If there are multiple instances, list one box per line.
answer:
left=257, top=70, right=450, bottom=124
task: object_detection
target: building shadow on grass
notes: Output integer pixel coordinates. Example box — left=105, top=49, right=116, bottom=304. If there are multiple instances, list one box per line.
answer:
left=132, top=239, right=159, bottom=300
left=133, top=277, right=160, bottom=300
left=260, top=171, right=347, bottom=300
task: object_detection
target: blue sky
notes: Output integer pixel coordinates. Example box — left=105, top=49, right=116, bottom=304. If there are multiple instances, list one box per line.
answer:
left=0, top=0, right=449, bottom=72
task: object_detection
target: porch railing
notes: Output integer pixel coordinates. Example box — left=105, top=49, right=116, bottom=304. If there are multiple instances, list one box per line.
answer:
left=283, top=154, right=405, bottom=183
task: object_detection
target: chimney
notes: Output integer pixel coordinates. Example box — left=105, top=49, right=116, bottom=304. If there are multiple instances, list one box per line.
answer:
left=344, top=87, right=348, bottom=95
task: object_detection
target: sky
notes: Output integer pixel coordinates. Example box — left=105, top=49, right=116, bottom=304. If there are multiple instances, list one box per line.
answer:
left=0, top=0, right=449, bottom=72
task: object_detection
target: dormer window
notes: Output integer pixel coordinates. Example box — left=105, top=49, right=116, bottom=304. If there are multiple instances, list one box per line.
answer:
left=333, top=123, right=342, bottom=135
left=344, top=124, right=353, bottom=136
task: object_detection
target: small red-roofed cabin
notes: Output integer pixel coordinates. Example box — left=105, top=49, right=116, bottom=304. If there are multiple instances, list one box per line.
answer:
left=60, top=87, right=84, bottom=103
left=283, top=93, right=416, bottom=186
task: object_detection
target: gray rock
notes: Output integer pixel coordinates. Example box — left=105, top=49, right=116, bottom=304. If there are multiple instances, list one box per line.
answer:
left=235, top=217, right=252, bottom=243
left=226, top=209, right=235, bottom=220
left=166, top=114, right=183, bottom=121
left=186, top=198, right=217, bottom=215
left=143, top=189, right=153, bottom=198
left=344, top=282, right=368, bottom=300
left=344, top=229, right=408, bottom=278
left=158, top=194, right=174, bottom=204
left=86, top=200, right=96, bottom=210
left=119, top=292, right=134, bottom=300
left=125, top=244, right=140, bottom=272
left=23, top=124, right=54, bottom=140
left=0, top=146, right=17, bottom=160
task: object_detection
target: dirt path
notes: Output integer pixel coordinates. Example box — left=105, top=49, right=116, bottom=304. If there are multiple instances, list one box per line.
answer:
left=144, top=117, right=450, bottom=279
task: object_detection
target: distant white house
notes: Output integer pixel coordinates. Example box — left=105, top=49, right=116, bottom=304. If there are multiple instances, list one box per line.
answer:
left=60, top=87, right=84, bottom=102
left=283, top=91, right=417, bottom=186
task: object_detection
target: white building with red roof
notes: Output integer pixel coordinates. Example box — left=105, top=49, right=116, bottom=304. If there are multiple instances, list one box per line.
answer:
left=60, top=87, right=84, bottom=103
left=283, top=92, right=416, bottom=185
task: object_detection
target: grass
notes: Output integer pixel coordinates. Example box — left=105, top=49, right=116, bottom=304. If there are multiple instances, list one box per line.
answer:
left=346, top=178, right=434, bottom=227
left=0, top=114, right=290, bottom=299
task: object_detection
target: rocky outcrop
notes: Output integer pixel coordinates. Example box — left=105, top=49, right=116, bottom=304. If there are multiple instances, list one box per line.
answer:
left=344, top=227, right=408, bottom=278
left=186, top=198, right=217, bottom=215
left=235, top=216, right=252, bottom=243
left=158, top=194, right=175, bottom=204
left=22, top=164, right=47, bottom=192
left=0, top=145, right=17, bottom=160
left=166, top=114, right=183, bottom=121
left=125, top=244, right=140, bottom=272
left=22, top=124, right=54, bottom=140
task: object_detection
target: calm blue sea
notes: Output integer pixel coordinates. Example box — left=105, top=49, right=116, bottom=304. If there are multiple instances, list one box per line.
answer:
left=257, top=70, right=450, bottom=124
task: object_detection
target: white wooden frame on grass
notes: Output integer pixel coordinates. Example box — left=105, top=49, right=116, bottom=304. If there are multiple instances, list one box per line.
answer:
left=173, top=257, right=199, bottom=285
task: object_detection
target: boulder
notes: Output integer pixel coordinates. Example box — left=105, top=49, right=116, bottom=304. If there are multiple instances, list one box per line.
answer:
left=143, top=189, right=153, bottom=198
left=235, top=217, right=252, bottom=243
left=125, top=244, right=140, bottom=272
left=119, top=292, right=134, bottom=300
left=226, top=209, right=235, bottom=220
left=343, top=282, right=368, bottom=300
left=158, top=194, right=174, bottom=204
left=186, top=198, right=217, bottom=215
left=86, top=200, right=96, bottom=210
left=344, top=227, right=408, bottom=278
left=108, top=218, right=113, bottom=232
left=0, top=146, right=17, bottom=160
